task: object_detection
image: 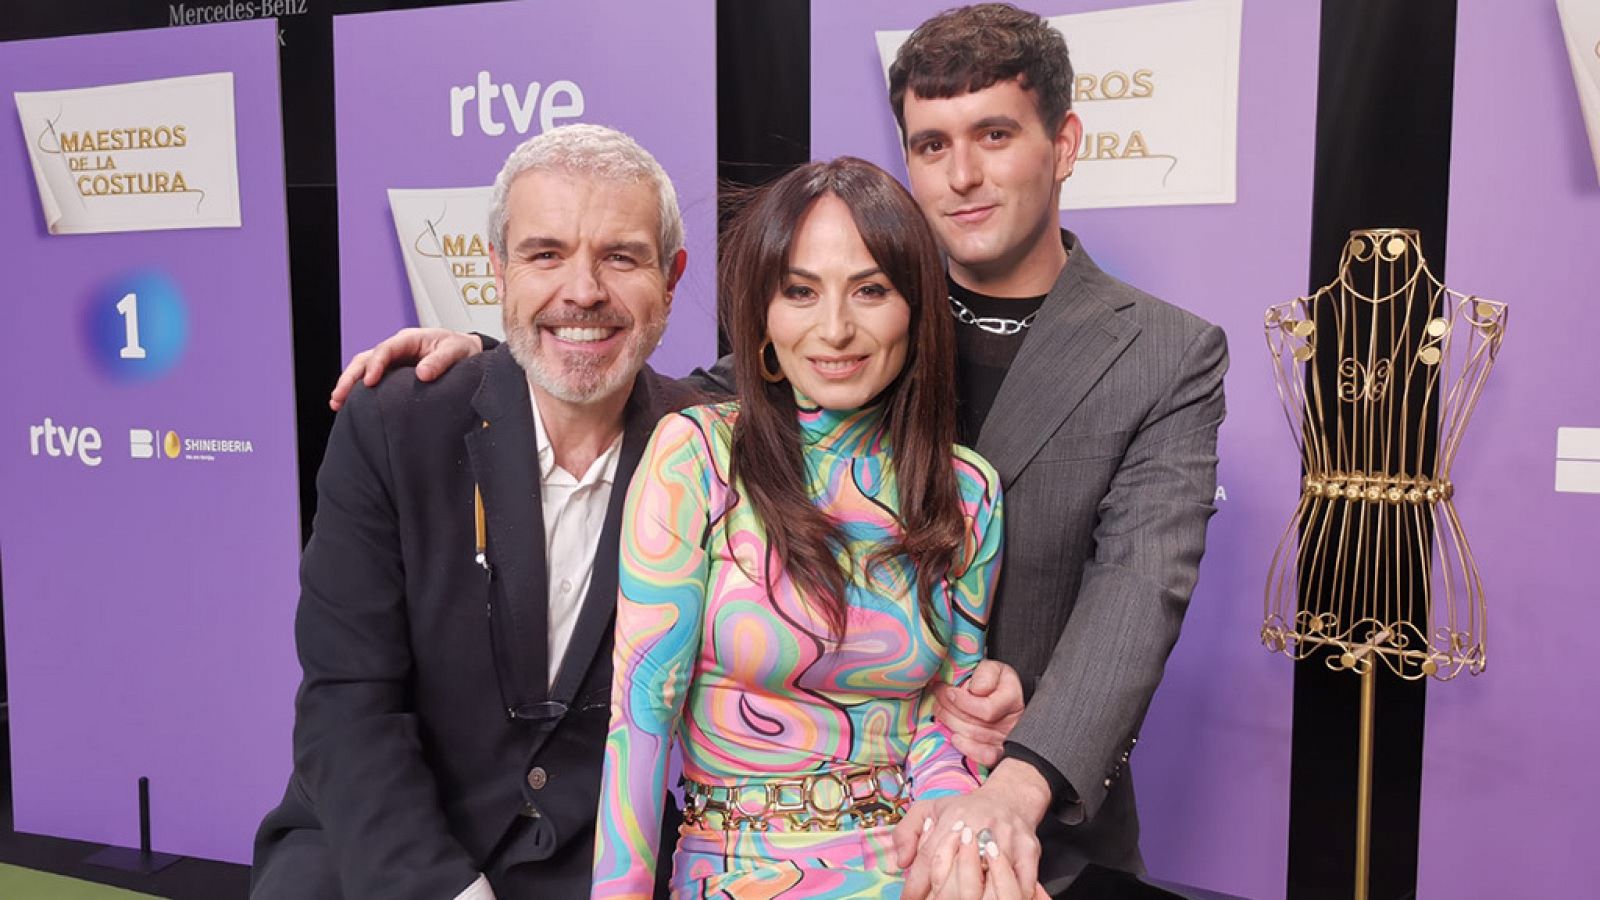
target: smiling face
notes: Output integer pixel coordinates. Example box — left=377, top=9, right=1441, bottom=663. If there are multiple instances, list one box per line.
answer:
left=901, top=78, right=1081, bottom=295
left=765, top=194, right=912, bottom=410
left=492, top=169, right=683, bottom=406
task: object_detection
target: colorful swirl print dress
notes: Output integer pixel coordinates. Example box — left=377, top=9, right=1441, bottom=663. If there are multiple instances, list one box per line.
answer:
left=591, top=398, right=1003, bottom=899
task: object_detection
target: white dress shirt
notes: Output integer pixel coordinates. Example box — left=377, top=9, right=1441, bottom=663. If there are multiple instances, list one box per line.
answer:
left=529, top=394, right=622, bottom=682
left=456, top=874, right=497, bottom=900
left=452, top=398, right=622, bottom=900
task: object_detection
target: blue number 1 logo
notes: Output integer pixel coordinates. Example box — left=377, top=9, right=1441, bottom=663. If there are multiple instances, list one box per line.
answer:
left=84, top=271, right=187, bottom=383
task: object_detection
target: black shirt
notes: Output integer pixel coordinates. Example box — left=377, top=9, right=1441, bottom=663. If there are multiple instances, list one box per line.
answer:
left=950, top=278, right=1047, bottom=446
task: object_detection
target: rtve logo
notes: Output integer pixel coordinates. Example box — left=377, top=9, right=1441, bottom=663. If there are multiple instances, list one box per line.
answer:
left=28, top=417, right=103, bottom=467
left=449, top=71, right=585, bottom=138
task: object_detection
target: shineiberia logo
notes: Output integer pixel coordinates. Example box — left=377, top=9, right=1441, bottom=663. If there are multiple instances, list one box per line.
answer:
left=130, top=427, right=254, bottom=462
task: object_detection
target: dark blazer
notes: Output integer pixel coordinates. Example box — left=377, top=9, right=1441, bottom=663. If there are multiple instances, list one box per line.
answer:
left=689, top=230, right=1228, bottom=883
left=252, top=345, right=694, bottom=900
left=986, top=233, right=1227, bottom=881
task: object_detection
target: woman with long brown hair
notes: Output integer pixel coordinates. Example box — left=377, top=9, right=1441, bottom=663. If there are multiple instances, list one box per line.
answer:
left=591, top=157, right=1007, bottom=898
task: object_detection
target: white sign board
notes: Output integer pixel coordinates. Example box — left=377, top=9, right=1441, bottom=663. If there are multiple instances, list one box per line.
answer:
left=15, top=73, right=241, bottom=233
left=877, top=0, right=1243, bottom=210
left=1559, top=0, right=1600, bottom=184
left=387, top=186, right=504, bottom=339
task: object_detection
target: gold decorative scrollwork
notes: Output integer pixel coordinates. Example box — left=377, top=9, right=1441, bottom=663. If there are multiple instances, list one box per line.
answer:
left=1338, top=357, right=1391, bottom=402
left=1260, top=613, right=1484, bottom=682
left=1341, top=228, right=1426, bottom=303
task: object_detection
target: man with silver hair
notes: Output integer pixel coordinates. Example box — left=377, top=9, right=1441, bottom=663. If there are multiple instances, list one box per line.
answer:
left=251, top=123, right=695, bottom=900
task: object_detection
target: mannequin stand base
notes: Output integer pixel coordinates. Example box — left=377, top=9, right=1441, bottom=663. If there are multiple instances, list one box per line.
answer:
left=83, top=845, right=182, bottom=875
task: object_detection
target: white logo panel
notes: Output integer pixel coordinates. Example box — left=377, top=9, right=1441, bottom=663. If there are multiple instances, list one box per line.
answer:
left=1556, top=426, right=1600, bottom=494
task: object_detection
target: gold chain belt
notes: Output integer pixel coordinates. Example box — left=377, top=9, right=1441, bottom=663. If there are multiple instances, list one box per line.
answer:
left=681, top=764, right=910, bottom=832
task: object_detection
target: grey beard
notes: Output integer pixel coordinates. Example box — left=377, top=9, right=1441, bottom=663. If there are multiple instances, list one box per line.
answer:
left=505, top=314, right=664, bottom=405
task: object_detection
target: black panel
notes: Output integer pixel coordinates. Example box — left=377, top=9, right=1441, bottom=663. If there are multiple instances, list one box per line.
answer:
left=1290, top=2, right=1459, bottom=898
left=717, top=0, right=810, bottom=188
left=714, top=0, right=810, bottom=354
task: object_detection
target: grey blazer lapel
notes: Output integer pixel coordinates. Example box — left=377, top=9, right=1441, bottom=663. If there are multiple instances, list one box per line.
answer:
left=977, top=235, right=1141, bottom=485
left=464, top=348, right=552, bottom=709
left=548, top=370, right=661, bottom=707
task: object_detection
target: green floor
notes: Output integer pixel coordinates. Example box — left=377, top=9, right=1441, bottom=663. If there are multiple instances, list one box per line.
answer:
left=0, top=864, right=163, bottom=899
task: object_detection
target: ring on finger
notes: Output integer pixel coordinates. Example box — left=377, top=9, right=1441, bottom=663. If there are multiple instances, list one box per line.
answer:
left=976, top=827, right=994, bottom=871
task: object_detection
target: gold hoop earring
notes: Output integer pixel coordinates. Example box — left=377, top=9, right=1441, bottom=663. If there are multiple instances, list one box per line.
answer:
left=758, top=338, right=786, bottom=384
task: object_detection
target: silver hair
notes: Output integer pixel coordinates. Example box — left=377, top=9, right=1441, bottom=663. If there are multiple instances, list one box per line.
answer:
left=488, top=123, right=683, bottom=273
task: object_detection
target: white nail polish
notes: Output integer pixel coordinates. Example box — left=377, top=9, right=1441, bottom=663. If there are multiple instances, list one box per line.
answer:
left=923, top=819, right=933, bottom=834
left=950, top=819, right=965, bottom=832
left=961, top=827, right=973, bottom=845
left=985, top=841, right=1001, bottom=858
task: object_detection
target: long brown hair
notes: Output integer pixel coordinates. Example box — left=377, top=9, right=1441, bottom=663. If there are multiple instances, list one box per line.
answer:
left=720, top=157, right=965, bottom=640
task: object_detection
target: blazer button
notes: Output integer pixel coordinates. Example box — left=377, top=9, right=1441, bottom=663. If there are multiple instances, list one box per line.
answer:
left=527, top=767, right=548, bottom=790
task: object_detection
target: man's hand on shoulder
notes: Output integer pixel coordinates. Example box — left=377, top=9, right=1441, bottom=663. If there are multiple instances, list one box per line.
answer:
left=330, top=328, right=484, bottom=411
left=934, top=659, right=1026, bottom=767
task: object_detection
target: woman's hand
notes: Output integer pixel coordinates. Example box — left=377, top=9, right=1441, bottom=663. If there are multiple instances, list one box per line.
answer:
left=925, top=823, right=1049, bottom=900
left=896, top=762, right=1049, bottom=900
left=329, top=327, right=484, bottom=410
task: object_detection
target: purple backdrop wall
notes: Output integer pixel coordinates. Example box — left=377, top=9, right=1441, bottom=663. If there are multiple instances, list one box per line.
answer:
left=333, top=0, right=717, bottom=375
left=1418, top=3, right=1600, bottom=896
left=812, top=3, right=1321, bottom=897
left=0, top=21, right=300, bottom=863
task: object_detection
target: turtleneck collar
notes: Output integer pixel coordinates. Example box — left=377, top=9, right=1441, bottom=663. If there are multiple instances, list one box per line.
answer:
left=793, top=390, right=888, bottom=457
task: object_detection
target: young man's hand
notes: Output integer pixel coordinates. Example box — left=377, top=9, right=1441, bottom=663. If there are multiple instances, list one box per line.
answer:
left=330, top=328, right=484, bottom=410
left=933, top=660, right=1026, bottom=767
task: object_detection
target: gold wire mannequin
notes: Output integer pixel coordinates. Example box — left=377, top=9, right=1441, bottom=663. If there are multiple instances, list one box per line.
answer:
left=1263, top=228, right=1505, bottom=680
left=1261, top=228, right=1506, bottom=900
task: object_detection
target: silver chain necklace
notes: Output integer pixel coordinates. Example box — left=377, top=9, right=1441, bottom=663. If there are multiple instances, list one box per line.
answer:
left=947, top=294, right=1038, bottom=336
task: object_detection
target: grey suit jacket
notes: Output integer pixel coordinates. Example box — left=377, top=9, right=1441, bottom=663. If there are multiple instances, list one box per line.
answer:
left=986, top=232, right=1226, bottom=878
left=685, top=230, right=1227, bottom=879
